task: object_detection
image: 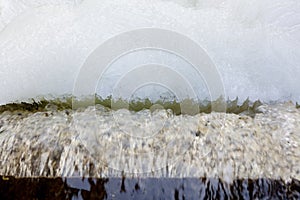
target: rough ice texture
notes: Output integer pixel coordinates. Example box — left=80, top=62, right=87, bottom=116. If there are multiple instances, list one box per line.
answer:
left=0, top=0, right=300, bottom=104
left=0, top=102, right=299, bottom=182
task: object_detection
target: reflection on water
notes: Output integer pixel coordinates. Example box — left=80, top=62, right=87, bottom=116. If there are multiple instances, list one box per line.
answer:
left=0, top=176, right=299, bottom=199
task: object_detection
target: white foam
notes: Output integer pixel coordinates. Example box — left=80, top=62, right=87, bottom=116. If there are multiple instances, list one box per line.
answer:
left=0, top=0, right=299, bottom=104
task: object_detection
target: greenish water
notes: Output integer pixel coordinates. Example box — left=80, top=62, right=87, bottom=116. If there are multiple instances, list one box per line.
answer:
left=0, top=96, right=267, bottom=116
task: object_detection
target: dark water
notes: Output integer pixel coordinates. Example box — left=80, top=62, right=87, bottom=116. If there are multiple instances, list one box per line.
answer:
left=0, top=176, right=299, bottom=199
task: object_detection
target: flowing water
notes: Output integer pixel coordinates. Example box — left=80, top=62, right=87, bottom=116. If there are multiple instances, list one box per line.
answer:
left=0, top=0, right=299, bottom=103
left=1, top=176, right=300, bottom=199
left=0, top=0, right=300, bottom=199
left=0, top=101, right=300, bottom=199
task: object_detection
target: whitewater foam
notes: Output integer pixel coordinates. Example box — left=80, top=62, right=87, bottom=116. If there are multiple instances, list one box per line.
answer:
left=0, top=0, right=299, bottom=104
